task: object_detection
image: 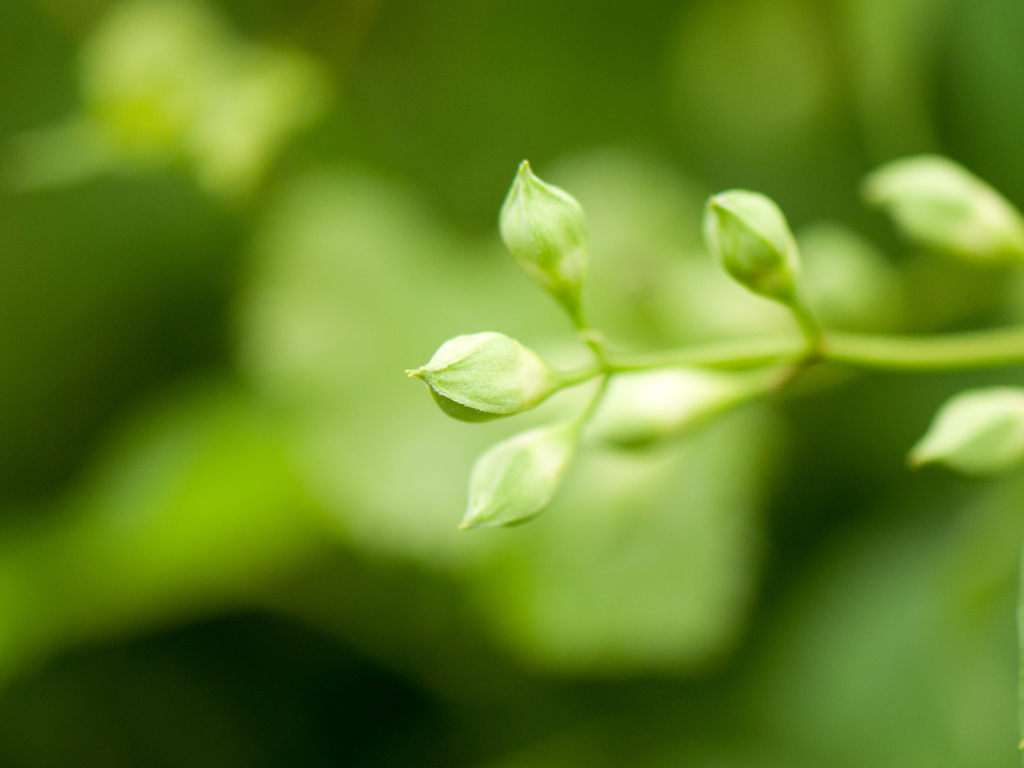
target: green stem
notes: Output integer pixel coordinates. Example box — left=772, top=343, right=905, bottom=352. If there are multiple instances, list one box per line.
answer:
left=602, top=325, right=1024, bottom=375
left=791, top=299, right=824, bottom=357
left=605, top=335, right=808, bottom=372
left=555, top=362, right=605, bottom=389
left=580, top=330, right=609, bottom=367
left=826, top=326, right=1024, bottom=371
left=570, top=373, right=610, bottom=434
left=541, top=322, right=1024, bottom=427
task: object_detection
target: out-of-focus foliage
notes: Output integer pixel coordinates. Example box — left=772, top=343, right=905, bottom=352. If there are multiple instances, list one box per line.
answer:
left=797, top=222, right=905, bottom=332
left=0, top=383, right=337, bottom=685
left=7, top=0, right=328, bottom=199
left=0, top=0, right=1023, bottom=765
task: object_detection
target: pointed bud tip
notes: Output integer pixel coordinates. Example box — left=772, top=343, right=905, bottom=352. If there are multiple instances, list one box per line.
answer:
left=406, top=367, right=426, bottom=379
left=459, top=515, right=508, bottom=530
left=512, top=160, right=539, bottom=191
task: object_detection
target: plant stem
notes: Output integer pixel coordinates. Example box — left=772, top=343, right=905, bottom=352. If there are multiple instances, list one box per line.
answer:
left=605, top=335, right=808, bottom=372
left=601, top=325, right=1024, bottom=375
left=542, top=323, right=1024, bottom=420
left=791, top=299, right=824, bottom=358
left=570, top=373, right=610, bottom=435
left=826, top=326, right=1024, bottom=370
left=556, top=362, right=605, bottom=389
left=580, top=329, right=609, bottom=367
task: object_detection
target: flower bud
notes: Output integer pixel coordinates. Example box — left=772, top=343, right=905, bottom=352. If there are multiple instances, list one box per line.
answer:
left=461, top=422, right=578, bottom=528
left=585, top=368, right=751, bottom=448
left=909, top=387, right=1024, bottom=476
left=499, top=161, right=588, bottom=325
left=862, top=155, right=1024, bottom=262
left=408, top=332, right=557, bottom=422
left=703, top=190, right=802, bottom=306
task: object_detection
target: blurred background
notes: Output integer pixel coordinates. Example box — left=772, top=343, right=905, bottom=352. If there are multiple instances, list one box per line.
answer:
left=0, top=0, right=1023, bottom=765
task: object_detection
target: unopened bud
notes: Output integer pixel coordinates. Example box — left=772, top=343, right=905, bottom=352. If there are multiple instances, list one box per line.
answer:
left=408, top=332, right=557, bottom=422
left=909, top=387, right=1024, bottom=475
left=862, top=155, right=1024, bottom=262
left=586, top=369, right=752, bottom=448
left=461, top=422, right=577, bottom=528
left=499, top=161, right=588, bottom=325
left=703, top=190, right=802, bottom=307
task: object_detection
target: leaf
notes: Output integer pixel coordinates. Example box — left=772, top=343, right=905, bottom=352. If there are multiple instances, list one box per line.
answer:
left=0, top=382, right=335, bottom=683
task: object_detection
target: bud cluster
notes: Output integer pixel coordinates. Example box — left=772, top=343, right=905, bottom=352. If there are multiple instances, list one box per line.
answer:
left=409, top=154, right=1024, bottom=530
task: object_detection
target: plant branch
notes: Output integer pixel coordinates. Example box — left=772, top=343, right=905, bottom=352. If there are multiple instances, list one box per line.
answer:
left=555, top=362, right=605, bottom=389
left=604, top=335, right=808, bottom=372
left=826, top=326, right=1024, bottom=371
left=599, top=325, right=1024, bottom=376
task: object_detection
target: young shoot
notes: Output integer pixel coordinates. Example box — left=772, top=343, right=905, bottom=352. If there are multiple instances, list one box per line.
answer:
left=409, top=156, right=1024, bottom=531
left=409, top=154, right=1024, bottom=751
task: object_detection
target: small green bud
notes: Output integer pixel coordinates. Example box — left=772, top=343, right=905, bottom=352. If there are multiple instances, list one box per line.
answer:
left=408, top=332, right=557, bottom=422
left=586, top=369, right=749, bottom=448
left=499, top=161, right=588, bottom=325
left=703, top=190, right=802, bottom=306
left=461, top=422, right=578, bottom=528
left=909, top=387, right=1024, bottom=476
left=862, top=155, right=1024, bottom=262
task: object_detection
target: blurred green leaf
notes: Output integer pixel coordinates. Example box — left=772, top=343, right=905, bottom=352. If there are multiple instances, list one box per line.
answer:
left=0, top=176, right=239, bottom=504
left=838, top=0, right=952, bottom=160
left=0, top=381, right=337, bottom=683
left=669, top=0, right=840, bottom=150
left=752, top=479, right=1022, bottom=767
left=797, top=222, right=905, bottom=332
left=9, top=0, right=329, bottom=200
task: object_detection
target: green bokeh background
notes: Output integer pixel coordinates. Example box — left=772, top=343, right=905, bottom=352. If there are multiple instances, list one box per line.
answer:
left=1, top=0, right=1023, bottom=765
